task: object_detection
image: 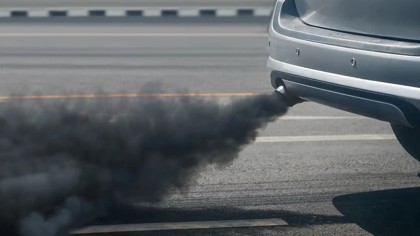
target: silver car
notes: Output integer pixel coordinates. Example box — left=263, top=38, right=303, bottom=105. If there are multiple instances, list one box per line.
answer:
left=268, top=0, right=420, bottom=160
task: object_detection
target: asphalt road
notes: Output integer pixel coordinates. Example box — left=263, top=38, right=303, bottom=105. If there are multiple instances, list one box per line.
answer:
left=1, top=19, right=420, bottom=236
left=0, top=0, right=275, bottom=8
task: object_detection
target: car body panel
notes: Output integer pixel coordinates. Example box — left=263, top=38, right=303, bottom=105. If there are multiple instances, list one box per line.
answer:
left=295, top=0, right=420, bottom=42
left=272, top=0, right=420, bottom=56
left=268, top=0, right=420, bottom=128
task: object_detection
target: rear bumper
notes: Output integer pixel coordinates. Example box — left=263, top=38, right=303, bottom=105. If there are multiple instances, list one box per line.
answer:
left=268, top=0, right=420, bottom=128
left=267, top=58, right=420, bottom=113
left=268, top=62, right=420, bottom=127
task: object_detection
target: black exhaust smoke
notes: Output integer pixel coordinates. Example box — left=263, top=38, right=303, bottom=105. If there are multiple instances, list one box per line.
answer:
left=0, top=92, right=288, bottom=236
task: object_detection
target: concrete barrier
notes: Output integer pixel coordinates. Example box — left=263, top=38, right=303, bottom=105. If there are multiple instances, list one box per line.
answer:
left=0, top=7, right=272, bottom=18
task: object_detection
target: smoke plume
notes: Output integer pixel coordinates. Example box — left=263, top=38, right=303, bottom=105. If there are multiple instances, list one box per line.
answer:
left=0, top=93, right=288, bottom=235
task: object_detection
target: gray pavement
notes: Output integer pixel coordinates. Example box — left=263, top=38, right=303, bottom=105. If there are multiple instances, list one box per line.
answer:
left=1, top=20, right=420, bottom=235
left=0, top=0, right=275, bottom=8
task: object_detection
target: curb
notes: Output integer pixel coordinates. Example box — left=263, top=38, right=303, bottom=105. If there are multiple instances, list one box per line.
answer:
left=0, top=8, right=272, bottom=18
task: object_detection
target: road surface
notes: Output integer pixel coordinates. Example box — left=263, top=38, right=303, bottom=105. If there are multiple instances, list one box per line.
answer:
left=1, top=18, right=419, bottom=236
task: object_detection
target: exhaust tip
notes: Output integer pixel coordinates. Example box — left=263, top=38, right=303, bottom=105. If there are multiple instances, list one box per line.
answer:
left=275, top=85, right=286, bottom=94
left=275, top=85, right=304, bottom=107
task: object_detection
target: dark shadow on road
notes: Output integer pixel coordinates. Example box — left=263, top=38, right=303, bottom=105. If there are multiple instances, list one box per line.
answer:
left=333, top=187, right=420, bottom=236
left=92, top=205, right=348, bottom=226
left=77, top=205, right=349, bottom=235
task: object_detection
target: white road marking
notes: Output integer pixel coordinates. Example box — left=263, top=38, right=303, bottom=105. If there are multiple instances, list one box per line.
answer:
left=106, top=10, right=126, bottom=17
left=179, top=9, right=200, bottom=17
left=0, top=33, right=267, bottom=37
left=71, top=218, right=288, bottom=234
left=217, top=9, right=236, bottom=17
left=0, top=10, right=10, bottom=17
left=143, top=9, right=161, bottom=17
left=28, top=10, right=49, bottom=17
left=255, top=8, right=273, bottom=16
left=256, top=134, right=396, bottom=143
left=67, top=10, right=89, bottom=17
left=279, top=116, right=366, bottom=120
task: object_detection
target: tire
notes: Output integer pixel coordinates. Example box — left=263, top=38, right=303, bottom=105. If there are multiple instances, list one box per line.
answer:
left=391, top=124, right=420, bottom=161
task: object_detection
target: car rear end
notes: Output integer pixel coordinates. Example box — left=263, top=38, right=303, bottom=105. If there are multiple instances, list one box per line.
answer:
left=267, top=0, right=420, bottom=128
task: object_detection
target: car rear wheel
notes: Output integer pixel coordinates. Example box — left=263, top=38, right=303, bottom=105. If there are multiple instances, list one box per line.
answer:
left=391, top=124, right=420, bottom=161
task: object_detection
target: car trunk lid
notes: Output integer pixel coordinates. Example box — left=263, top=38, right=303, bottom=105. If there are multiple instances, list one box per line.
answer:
left=294, top=0, right=420, bottom=42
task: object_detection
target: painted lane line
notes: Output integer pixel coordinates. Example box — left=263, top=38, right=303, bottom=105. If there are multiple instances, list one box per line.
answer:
left=143, top=9, right=161, bottom=17
left=106, top=10, right=126, bottom=17
left=71, top=218, right=288, bottom=234
left=27, top=10, right=49, bottom=17
left=0, top=11, right=10, bottom=17
left=0, top=93, right=258, bottom=101
left=255, top=8, right=273, bottom=16
left=217, top=9, right=237, bottom=17
left=67, top=10, right=89, bottom=17
left=256, top=134, right=396, bottom=143
left=179, top=9, right=200, bottom=17
left=0, top=33, right=267, bottom=37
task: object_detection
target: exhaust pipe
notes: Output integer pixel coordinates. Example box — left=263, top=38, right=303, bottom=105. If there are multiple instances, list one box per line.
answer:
left=275, top=85, right=304, bottom=107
